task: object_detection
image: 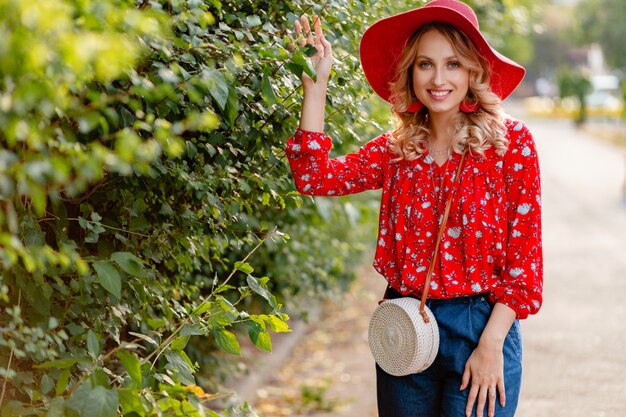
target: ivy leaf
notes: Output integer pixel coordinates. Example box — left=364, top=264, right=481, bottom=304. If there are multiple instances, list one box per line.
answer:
left=116, top=350, right=142, bottom=389
left=212, top=328, right=241, bottom=355
left=93, top=261, right=122, bottom=298
left=111, top=251, right=147, bottom=278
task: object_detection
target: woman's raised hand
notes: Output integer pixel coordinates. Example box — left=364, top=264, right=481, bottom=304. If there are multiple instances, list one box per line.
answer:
left=294, top=15, right=333, bottom=89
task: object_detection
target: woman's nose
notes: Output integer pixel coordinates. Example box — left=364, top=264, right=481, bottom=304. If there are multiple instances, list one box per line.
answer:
left=432, top=67, right=445, bottom=86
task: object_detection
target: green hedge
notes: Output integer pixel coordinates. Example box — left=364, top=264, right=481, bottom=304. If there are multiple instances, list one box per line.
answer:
left=0, top=0, right=389, bottom=415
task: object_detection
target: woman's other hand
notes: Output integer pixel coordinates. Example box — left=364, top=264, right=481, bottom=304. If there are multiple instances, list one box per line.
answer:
left=460, top=302, right=515, bottom=417
left=294, top=15, right=333, bottom=90
left=460, top=342, right=505, bottom=417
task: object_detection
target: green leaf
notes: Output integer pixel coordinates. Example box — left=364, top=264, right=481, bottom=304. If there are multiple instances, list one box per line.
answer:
left=128, top=332, right=159, bottom=347
left=261, top=73, right=276, bottom=105
left=34, top=357, right=91, bottom=369
left=292, top=51, right=317, bottom=82
left=224, top=86, right=239, bottom=127
left=55, top=368, right=71, bottom=395
left=90, top=368, right=110, bottom=388
left=111, top=252, right=147, bottom=278
left=164, top=351, right=195, bottom=385
left=46, top=397, right=65, bottom=417
left=213, top=328, right=241, bottom=355
left=246, top=15, right=262, bottom=27
left=263, top=314, right=291, bottom=333
left=93, top=261, right=122, bottom=298
left=206, top=309, right=237, bottom=327
left=66, top=384, right=119, bottom=417
left=170, top=336, right=190, bottom=351
left=116, top=350, right=142, bottom=389
left=191, top=301, right=212, bottom=316
left=179, top=323, right=206, bottom=337
left=234, top=261, right=253, bottom=275
left=118, top=389, right=145, bottom=416
left=285, top=62, right=303, bottom=79
left=87, top=330, right=101, bottom=358
left=245, top=320, right=272, bottom=352
left=207, top=69, right=229, bottom=111
left=247, top=275, right=277, bottom=308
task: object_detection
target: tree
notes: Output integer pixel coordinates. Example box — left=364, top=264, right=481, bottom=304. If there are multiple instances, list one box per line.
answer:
left=575, top=0, right=626, bottom=70
left=557, top=67, right=593, bottom=126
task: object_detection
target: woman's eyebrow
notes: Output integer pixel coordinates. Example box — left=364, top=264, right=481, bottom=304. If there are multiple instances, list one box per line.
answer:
left=416, top=55, right=458, bottom=61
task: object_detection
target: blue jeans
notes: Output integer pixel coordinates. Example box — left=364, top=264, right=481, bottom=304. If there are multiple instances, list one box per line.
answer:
left=376, top=291, right=523, bottom=417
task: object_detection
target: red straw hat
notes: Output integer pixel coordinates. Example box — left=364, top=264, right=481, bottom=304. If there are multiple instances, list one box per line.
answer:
left=359, top=0, right=525, bottom=104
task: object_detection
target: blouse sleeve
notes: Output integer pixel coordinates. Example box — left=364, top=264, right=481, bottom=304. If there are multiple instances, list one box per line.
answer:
left=490, top=121, right=544, bottom=319
left=285, top=129, right=387, bottom=196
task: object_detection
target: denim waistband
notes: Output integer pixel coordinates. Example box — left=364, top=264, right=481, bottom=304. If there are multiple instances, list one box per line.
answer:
left=384, top=286, right=489, bottom=305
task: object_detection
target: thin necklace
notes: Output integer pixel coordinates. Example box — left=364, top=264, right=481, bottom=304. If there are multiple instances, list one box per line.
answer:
left=428, top=147, right=449, bottom=156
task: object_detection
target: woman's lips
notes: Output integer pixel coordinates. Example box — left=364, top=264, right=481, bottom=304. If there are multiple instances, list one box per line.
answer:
left=428, top=90, right=452, bottom=100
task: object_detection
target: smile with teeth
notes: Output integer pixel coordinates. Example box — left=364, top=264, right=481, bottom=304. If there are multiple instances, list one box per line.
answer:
left=429, top=90, right=452, bottom=97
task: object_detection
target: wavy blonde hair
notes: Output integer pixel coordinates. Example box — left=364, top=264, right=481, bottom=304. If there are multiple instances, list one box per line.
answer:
left=388, top=23, right=508, bottom=160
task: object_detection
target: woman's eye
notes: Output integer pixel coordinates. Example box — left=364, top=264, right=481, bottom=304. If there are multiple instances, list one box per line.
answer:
left=448, top=62, right=461, bottom=69
left=418, top=62, right=432, bottom=69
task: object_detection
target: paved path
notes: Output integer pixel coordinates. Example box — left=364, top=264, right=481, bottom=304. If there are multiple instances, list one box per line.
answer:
left=251, top=115, right=626, bottom=416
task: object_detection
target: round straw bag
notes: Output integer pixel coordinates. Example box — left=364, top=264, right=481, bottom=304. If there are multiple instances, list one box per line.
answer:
left=368, top=298, right=439, bottom=376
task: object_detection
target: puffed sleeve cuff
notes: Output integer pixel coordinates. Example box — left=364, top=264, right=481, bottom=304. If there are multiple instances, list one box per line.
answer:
left=489, top=286, right=543, bottom=320
left=286, top=129, right=332, bottom=157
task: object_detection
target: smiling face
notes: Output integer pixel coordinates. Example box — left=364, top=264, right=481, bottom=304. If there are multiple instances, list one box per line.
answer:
left=411, top=29, right=470, bottom=118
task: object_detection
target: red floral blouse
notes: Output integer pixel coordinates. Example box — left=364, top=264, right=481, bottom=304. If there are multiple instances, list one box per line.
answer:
left=286, top=119, right=543, bottom=319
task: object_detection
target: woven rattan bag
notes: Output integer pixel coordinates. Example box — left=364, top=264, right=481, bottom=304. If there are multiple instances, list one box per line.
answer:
left=368, top=151, right=467, bottom=377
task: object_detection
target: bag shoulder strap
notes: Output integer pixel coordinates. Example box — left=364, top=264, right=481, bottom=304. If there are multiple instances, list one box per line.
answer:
left=419, top=150, right=467, bottom=323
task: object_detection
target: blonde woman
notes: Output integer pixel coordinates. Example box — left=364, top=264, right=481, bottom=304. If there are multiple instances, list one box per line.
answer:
left=287, top=1, right=542, bottom=416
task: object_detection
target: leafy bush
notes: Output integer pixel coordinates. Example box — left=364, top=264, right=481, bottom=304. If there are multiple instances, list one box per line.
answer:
left=0, top=0, right=386, bottom=415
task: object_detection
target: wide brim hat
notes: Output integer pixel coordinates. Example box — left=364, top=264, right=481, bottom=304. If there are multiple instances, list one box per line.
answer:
left=359, top=0, right=526, bottom=104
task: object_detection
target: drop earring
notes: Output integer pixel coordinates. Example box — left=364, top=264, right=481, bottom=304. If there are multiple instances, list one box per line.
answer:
left=460, top=99, right=480, bottom=113
left=407, top=101, right=424, bottom=113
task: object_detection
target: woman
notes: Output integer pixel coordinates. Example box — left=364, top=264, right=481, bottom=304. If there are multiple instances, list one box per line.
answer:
left=287, top=1, right=542, bottom=416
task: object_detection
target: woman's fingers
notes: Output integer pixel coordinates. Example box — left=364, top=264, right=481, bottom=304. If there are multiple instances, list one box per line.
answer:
left=465, top=382, right=502, bottom=417
left=301, top=15, right=314, bottom=45
left=293, top=20, right=305, bottom=48
left=460, top=365, right=471, bottom=391
left=487, top=384, right=497, bottom=417
left=497, top=380, right=506, bottom=407
left=465, top=383, right=479, bottom=417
